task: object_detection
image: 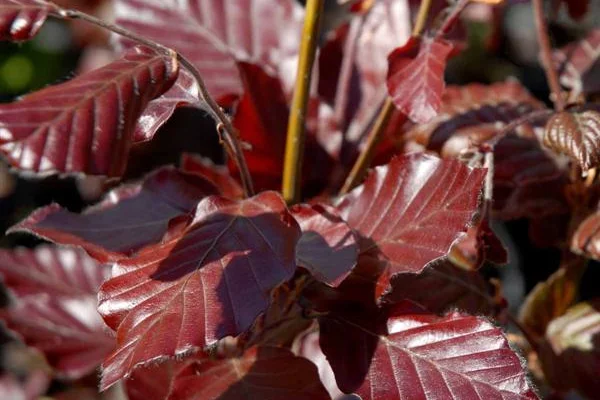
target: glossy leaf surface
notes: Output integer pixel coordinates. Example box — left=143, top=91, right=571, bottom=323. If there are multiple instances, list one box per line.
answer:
left=543, top=110, right=600, bottom=170
left=0, top=246, right=113, bottom=379
left=0, top=46, right=179, bottom=176
left=98, top=191, right=301, bottom=389
left=10, top=166, right=218, bottom=263
left=292, top=204, right=358, bottom=287
left=336, top=153, right=486, bottom=290
left=387, top=37, right=454, bottom=123
left=127, top=347, right=330, bottom=400
left=114, top=0, right=302, bottom=101
left=0, top=0, right=53, bottom=41
left=354, top=305, right=538, bottom=399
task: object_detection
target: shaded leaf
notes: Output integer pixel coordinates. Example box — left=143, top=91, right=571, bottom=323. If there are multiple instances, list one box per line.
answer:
left=0, top=245, right=113, bottom=379
left=0, top=371, right=49, bottom=400
left=518, top=267, right=581, bottom=337
left=180, top=153, right=243, bottom=200
left=552, top=29, right=600, bottom=98
left=0, top=46, right=179, bottom=176
left=539, top=300, right=600, bottom=399
left=336, top=153, right=486, bottom=292
left=128, top=347, right=330, bottom=400
left=571, top=207, right=600, bottom=260
left=404, top=82, right=569, bottom=220
left=353, top=303, right=538, bottom=399
left=114, top=0, right=302, bottom=101
left=382, top=260, right=505, bottom=317
left=0, top=0, right=54, bottom=41
left=386, top=36, right=454, bottom=123
left=543, top=109, right=600, bottom=171
left=98, top=191, right=301, bottom=389
left=231, top=62, right=333, bottom=193
left=10, top=166, right=218, bottom=263
left=292, top=204, right=358, bottom=287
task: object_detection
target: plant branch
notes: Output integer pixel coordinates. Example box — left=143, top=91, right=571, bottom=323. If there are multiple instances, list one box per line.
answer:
left=532, top=0, right=564, bottom=111
left=52, top=6, right=255, bottom=197
left=339, top=0, right=433, bottom=195
left=282, top=0, right=325, bottom=204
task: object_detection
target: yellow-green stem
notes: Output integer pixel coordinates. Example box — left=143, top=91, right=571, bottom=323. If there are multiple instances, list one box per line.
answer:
left=282, top=0, right=325, bottom=204
left=339, top=0, right=433, bottom=195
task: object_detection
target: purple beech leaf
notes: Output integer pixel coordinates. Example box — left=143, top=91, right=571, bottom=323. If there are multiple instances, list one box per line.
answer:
left=543, top=109, right=600, bottom=171
left=10, top=166, right=219, bottom=263
left=97, top=191, right=301, bottom=389
left=382, top=260, right=505, bottom=317
left=0, top=0, right=54, bottom=41
left=352, top=303, right=538, bottom=399
left=335, top=153, right=486, bottom=294
left=404, top=81, right=570, bottom=220
left=180, top=152, right=244, bottom=200
left=0, top=46, right=179, bottom=177
left=114, top=0, right=303, bottom=141
left=0, top=245, right=113, bottom=379
left=291, top=204, right=358, bottom=287
left=572, top=209, right=600, bottom=260
left=539, top=300, right=600, bottom=399
left=387, top=36, right=454, bottom=123
left=127, top=347, right=330, bottom=400
left=552, top=29, right=600, bottom=98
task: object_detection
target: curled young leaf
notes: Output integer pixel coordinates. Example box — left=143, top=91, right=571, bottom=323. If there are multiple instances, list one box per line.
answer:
left=353, top=304, right=538, bottom=399
left=539, top=300, right=600, bottom=399
left=543, top=110, right=600, bottom=171
left=10, top=166, right=219, bottom=263
left=0, top=0, right=54, bottom=41
left=552, top=29, right=600, bottom=99
left=336, top=153, right=486, bottom=292
left=386, top=36, right=454, bottom=123
left=572, top=208, right=600, bottom=260
left=291, top=204, right=358, bottom=287
left=98, top=191, right=301, bottom=389
left=0, top=46, right=179, bottom=177
left=0, top=245, right=113, bottom=379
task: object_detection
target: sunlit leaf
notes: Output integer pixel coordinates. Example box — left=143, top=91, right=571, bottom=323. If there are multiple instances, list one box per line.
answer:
left=0, top=0, right=54, bottom=41
left=98, top=191, right=301, bottom=389
left=10, top=166, right=218, bottom=263
left=0, top=46, right=179, bottom=176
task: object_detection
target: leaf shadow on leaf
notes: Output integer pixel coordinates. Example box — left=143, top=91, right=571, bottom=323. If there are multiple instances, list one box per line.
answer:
left=148, top=211, right=299, bottom=342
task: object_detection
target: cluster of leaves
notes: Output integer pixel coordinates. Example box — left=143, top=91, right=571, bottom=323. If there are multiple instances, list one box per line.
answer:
left=0, top=0, right=599, bottom=399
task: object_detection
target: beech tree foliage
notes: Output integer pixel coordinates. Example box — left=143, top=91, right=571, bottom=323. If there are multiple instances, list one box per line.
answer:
left=0, top=0, right=598, bottom=399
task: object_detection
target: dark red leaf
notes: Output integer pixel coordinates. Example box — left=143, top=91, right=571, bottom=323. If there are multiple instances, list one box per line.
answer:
left=552, top=29, right=600, bottom=99
left=0, top=245, right=113, bottom=379
left=539, top=300, right=600, bottom=399
left=97, top=191, right=301, bottom=389
left=387, top=36, right=454, bottom=123
left=572, top=209, right=600, bottom=260
left=127, top=347, right=330, bottom=400
left=559, top=0, right=590, bottom=20
left=0, top=46, right=179, bottom=177
left=180, top=153, right=243, bottom=199
left=231, top=62, right=332, bottom=193
left=291, top=204, right=358, bottom=287
left=543, top=109, right=600, bottom=171
left=132, top=69, right=200, bottom=143
left=382, top=261, right=505, bottom=317
left=10, top=166, right=218, bottom=263
left=518, top=267, right=580, bottom=337
left=126, top=357, right=186, bottom=400
left=336, top=153, right=486, bottom=292
left=354, top=304, right=538, bottom=399
left=114, top=0, right=302, bottom=101
left=0, top=0, right=54, bottom=41
left=404, top=82, right=570, bottom=220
